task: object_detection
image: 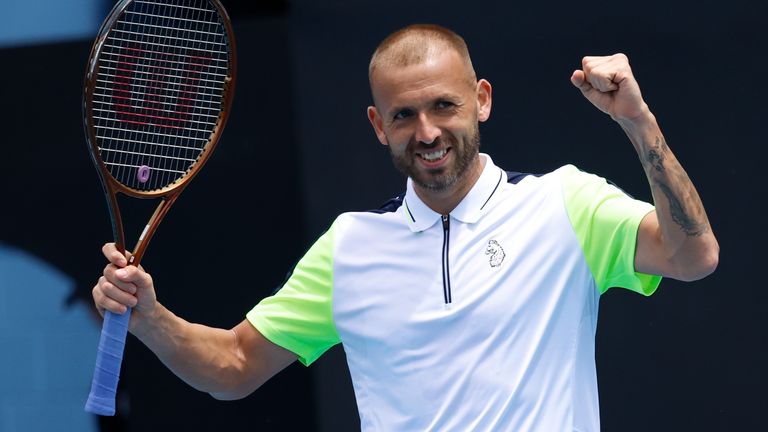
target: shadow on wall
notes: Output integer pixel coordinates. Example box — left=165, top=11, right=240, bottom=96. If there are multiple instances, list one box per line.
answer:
left=0, top=243, right=100, bottom=432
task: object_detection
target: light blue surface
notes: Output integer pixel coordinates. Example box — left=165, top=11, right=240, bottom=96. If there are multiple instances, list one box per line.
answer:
left=0, top=244, right=98, bottom=432
left=0, top=0, right=105, bottom=48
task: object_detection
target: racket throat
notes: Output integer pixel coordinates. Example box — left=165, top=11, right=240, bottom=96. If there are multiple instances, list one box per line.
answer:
left=138, top=223, right=150, bottom=242
left=128, top=224, right=150, bottom=265
left=135, top=195, right=178, bottom=265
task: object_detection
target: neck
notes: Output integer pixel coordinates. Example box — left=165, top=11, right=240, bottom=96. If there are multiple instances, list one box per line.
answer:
left=414, top=154, right=485, bottom=215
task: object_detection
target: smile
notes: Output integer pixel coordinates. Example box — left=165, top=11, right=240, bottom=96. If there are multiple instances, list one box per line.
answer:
left=418, top=148, right=448, bottom=162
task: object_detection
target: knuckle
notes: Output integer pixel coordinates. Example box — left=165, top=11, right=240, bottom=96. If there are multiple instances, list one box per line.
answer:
left=104, top=299, right=122, bottom=313
left=126, top=268, right=138, bottom=281
left=101, top=281, right=115, bottom=295
left=614, top=53, right=629, bottom=65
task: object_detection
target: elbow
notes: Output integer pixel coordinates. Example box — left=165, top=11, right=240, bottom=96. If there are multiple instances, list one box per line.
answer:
left=678, top=255, right=718, bottom=282
left=205, top=362, right=269, bottom=401
left=202, top=361, right=261, bottom=401
left=703, top=243, right=720, bottom=274
left=208, top=380, right=262, bottom=401
left=675, top=239, right=720, bottom=282
left=208, top=382, right=243, bottom=400
left=696, top=244, right=720, bottom=280
left=209, top=390, right=245, bottom=401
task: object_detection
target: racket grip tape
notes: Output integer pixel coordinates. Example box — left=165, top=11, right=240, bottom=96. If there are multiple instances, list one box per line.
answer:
left=85, top=308, right=131, bottom=416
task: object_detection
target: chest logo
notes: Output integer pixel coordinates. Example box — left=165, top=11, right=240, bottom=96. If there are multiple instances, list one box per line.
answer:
left=485, top=239, right=505, bottom=268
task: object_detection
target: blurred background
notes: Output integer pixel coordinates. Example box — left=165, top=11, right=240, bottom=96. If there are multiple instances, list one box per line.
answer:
left=0, top=0, right=765, bottom=431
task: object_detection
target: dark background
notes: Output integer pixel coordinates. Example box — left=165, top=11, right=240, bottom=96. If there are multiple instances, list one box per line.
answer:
left=0, top=0, right=765, bottom=430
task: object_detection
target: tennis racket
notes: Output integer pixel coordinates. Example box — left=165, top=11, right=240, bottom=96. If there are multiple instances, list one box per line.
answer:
left=83, top=0, right=236, bottom=416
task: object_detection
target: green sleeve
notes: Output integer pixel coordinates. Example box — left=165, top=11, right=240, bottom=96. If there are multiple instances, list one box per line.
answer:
left=246, top=221, right=340, bottom=366
left=560, top=165, right=662, bottom=296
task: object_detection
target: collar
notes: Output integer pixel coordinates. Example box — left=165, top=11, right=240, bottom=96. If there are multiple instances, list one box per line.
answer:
left=402, top=153, right=507, bottom=232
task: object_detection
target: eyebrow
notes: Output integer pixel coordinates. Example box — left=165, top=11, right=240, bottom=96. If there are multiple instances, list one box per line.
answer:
left=387, top=93, right=462, bottom=118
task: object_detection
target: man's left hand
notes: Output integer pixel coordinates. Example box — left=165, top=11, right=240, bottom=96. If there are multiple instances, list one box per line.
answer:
left=570, top=53, right=649, bottom=123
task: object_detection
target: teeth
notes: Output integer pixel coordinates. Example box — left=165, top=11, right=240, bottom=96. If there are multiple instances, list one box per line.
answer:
left=420, top=149, right=446, bottom=161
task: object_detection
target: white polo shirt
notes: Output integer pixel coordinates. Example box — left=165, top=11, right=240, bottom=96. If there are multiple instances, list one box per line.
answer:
left=248, top=154, right=660, bottom=431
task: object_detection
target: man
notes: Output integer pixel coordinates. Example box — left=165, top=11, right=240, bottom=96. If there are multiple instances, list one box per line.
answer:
left=93, top=24, right=719, bottom=430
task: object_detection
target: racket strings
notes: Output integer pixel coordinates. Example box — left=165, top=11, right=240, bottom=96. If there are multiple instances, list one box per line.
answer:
left=93, top=0, right=230, bottom=191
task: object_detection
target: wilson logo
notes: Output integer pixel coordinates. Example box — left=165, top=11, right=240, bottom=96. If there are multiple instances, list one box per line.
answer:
left=112, top=44, right=211, bottom=130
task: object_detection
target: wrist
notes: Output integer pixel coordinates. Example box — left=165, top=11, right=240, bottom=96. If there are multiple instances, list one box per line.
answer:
left=615, top=103, right=655, bottom=131
left=130, top=302, right=166, bottom=340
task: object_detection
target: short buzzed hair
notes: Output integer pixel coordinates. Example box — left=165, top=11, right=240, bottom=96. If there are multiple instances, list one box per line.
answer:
left=368, top=24, right=477, bottom=87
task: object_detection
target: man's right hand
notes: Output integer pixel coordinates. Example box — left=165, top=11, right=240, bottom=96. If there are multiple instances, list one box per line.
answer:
left=92, top=243, right=158, bottom=331
left=90, top=244, right=297, bottom=399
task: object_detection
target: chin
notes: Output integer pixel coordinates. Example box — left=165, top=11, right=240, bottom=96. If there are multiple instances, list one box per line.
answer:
left=414, top=172, right=460, bottom=192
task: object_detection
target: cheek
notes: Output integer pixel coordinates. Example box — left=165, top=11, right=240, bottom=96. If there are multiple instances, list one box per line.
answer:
left=383, top=129, right=412, bottom=152
left=388, top=140, right=410, bottom=157
left=456, top=119, right=478, bottom=139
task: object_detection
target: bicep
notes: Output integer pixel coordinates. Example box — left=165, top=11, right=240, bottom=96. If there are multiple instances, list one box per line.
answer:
left=634, top=210, right=671, bottom=277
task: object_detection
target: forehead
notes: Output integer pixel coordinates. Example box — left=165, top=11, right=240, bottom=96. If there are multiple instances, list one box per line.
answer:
left=371, top=50, right=473, bottom=109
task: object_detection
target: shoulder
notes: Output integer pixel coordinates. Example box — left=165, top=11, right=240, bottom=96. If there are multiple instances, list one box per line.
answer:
left=367, top=191, right=406, bottom=214
left=498, top=164, right=578, bottom=190
left=333, top=193, right=409, bottom=235
left=508, top=164, right=607, bottom=196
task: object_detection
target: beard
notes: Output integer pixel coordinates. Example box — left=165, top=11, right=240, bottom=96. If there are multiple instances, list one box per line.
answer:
left=388, top=126, right=481, bottom=192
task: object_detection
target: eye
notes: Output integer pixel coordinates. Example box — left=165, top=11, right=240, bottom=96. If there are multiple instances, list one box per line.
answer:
left=393, top=109, right=414, bottom=121
left=435, top=100, right=455, bottom=110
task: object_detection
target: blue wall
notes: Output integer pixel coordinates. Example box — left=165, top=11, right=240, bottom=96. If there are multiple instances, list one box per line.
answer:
left=0, top=244, right=98, bottom=432
left=0, top=0, right=107, bottom=48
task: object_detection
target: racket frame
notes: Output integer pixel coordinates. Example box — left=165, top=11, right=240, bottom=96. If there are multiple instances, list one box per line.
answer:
left=82, top=0, right=237, bottom=264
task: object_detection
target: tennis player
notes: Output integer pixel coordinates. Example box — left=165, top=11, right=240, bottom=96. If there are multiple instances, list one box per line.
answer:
left=92, top=24, right=718, bottom=431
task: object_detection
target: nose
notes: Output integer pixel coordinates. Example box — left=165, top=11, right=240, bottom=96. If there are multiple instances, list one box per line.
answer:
left=414, top=113, right=441, bottom=145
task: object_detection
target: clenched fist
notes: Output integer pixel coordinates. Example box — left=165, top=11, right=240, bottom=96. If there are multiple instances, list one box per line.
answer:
left=570, top=53, right=649, bottom=123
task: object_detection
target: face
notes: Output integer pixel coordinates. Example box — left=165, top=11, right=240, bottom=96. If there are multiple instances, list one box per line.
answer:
left=368, top=49, right=492, bottom=194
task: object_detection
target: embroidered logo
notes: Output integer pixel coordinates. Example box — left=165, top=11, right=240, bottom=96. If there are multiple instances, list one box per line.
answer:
left=485, top=239, right=505, bottom=268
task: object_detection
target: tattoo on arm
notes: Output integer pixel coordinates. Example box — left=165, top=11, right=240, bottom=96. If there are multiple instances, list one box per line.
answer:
left=656, top=181, right=707, bottom=237
left=646, top=137, right=667, bottom=173
left=644, top=136, right=707, bottom=237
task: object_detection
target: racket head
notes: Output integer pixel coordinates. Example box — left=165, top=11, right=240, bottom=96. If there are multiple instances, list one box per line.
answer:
left=83, top=0, right=237, bottom=199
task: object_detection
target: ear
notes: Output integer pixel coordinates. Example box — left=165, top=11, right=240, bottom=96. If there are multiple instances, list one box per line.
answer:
left=476, top=79, right=492, bottom=122
left=367, top=106, right=389, bottom=145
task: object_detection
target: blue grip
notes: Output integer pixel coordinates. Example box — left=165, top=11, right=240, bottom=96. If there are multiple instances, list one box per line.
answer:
left=85, top=308, right=131, bottom=416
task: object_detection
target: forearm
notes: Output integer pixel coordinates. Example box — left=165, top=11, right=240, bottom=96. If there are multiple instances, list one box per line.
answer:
left=130, top=303, right=248, bottom=397
left=617, top=107, right=719, bottom=279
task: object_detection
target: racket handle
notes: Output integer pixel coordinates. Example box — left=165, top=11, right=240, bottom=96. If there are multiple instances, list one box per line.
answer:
left=85, top=308, right=131, bottom=416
